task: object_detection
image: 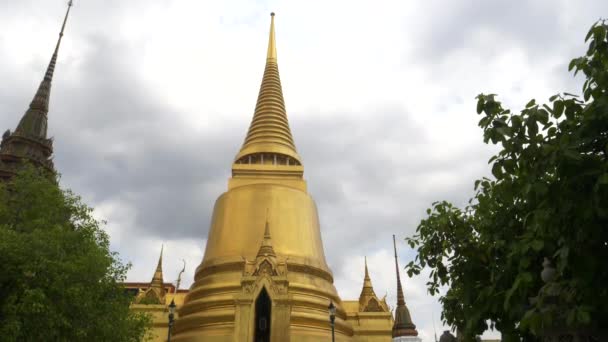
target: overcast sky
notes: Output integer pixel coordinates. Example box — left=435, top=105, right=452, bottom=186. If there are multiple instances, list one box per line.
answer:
left=1, top=0, right=606, bottom=340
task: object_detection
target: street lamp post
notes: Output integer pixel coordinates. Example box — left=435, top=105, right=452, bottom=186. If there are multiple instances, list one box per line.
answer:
left=167, top=299, right=176, bottom=342
left=328, top=301, right=336, bottom=342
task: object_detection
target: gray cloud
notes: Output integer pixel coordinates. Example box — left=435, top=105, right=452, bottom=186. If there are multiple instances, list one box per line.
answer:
left=407, top=0, right=607, bottom=63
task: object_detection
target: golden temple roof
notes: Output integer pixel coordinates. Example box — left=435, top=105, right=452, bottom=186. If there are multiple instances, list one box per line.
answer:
left=234, top=13, right=302, bottom=165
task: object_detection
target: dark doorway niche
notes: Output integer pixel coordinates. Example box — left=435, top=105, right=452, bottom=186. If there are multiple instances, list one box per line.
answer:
left=254, top=287, right=272, bottom=342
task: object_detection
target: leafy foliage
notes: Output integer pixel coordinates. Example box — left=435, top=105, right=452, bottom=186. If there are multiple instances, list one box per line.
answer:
left=0, top=167, right=150, bottom=341
left=405, top=21, right=608, bottom=340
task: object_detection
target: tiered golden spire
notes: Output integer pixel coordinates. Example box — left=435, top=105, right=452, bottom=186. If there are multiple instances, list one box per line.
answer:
left=136, top=245, right=166, bottom=304
left=256, top=217, right=276, bottom=258
left=359, top=257, right=377, bottom=301
left=359, top=257, right=376, bottom=309
left=151, top=244, right=164, bottom=289
left=392, top=235, right=418, bottom=337
left=234, top=13, right=302, bottom=166
left=358, top=256, right=388, bottom=312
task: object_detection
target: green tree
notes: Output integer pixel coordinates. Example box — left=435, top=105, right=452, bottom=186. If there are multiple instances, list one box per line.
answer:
left=0, top=167, right=150, bottom=341
left=405, top=21, right=608, bottom=340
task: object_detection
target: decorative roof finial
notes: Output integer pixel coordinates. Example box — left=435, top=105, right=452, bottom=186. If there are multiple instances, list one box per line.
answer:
left=148, top=244, right=165, bottom=296
left=257, top=210, right=276, bottom=258
left=157, top=244, right=164, bottom=269
left=175, top=259, right=186, bottom=293
left=267, top=12, right=277, bottom=62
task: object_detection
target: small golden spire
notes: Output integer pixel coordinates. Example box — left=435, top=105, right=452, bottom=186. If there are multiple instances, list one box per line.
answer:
left=257, top=213, right=276, bottom=258
left=364, top=256, right=370, bottom=278
left=359, top=256, right=379, bottom=310
left=151, top=244, right=164, bottom=287
left=137, top=245, right=166, bottom=304
left=267, top=12, right=277, bottom=62
left=361, top=256, right=374, bottom=291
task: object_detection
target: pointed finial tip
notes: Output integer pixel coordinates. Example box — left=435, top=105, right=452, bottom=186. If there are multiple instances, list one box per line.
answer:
left=270, top=12, right=275, bottom=17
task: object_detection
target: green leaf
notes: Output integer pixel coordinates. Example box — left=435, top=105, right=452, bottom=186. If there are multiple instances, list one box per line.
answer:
left=567, top=310, right=577, bottom=325
left=564, top=149, right=582, bottom=161
left=511, top=115, right=522, bottom=128
left=476, top=98, right=484, bottom=114
left=478, top=116, right=491, bottom=127
left=598, top=173, right=608, bottom=185
left=531, top=240, right=544, bottom=251
left=526, top=99, right=536, bottom=108
left=503, top=159, right=516, bottom=174
left=577, top=308, right=591, bottom=325
left=527, top=119, right=538, bottom=137
left=491, top=163, right=503, bottom=179
left=537, top=109, right=549, bottom=124
left=592, top=24, right=607, bottom=42
left=548, top=127, right=557, bottom=137
left=553, top=101, right=565, bottom=118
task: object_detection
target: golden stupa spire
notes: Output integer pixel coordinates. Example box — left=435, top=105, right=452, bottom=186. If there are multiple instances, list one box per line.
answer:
left=256, top=212, right=276, bottom=258
left=136, top=245, right=166, bottom=304
left=359, top=256, right=378, bottom=307
left=151, top=244, right=164, bottom=288
left=233, top=12, right=302, bottom=167
left=362, top=256, right=375, bottom=294
left=15, top=0, right=73, bottom=138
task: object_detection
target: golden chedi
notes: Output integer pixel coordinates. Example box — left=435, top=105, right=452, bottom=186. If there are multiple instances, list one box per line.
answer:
left=172, top=13, right=354, bottom=342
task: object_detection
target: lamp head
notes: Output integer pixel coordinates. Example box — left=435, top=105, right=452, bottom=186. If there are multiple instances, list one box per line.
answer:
left=328, top=301, right=336, bottom=317
left=169, top=299, right=176, bottom=315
